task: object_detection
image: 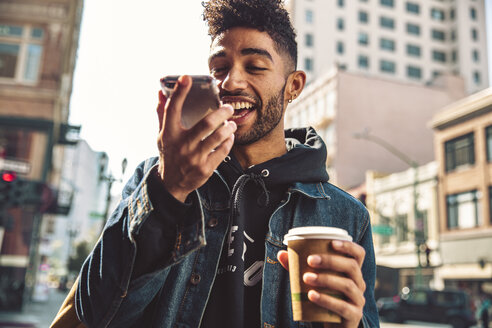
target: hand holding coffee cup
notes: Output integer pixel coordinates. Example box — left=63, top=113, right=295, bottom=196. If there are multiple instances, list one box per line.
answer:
left=277, top=227, right=366, bottom=327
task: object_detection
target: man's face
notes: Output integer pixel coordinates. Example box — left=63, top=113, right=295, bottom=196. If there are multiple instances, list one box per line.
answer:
left=208, top=27, right=290, bottom=145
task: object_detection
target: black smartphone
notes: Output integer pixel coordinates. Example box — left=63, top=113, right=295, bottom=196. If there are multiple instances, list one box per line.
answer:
left=160, top=75, right=221, bottom=129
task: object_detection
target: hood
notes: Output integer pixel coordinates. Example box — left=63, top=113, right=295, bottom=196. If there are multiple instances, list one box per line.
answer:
left=218, top=126, right=329, bottom=188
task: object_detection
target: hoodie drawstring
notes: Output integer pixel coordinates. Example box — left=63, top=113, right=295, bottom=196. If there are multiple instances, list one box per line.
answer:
left=229, top=172, right=270, bottom=218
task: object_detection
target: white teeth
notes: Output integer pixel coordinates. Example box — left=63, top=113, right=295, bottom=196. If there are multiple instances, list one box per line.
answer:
left=226, top=101, right=253, bottom=110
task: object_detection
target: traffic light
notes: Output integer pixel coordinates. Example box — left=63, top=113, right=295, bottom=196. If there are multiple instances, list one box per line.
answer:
left=2, top=171, right=17, bottom=182
left=0, top=171, right=47, bottom=209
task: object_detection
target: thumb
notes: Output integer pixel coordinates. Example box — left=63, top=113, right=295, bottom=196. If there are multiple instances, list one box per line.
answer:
left=277, top=250, right=289, bottom=271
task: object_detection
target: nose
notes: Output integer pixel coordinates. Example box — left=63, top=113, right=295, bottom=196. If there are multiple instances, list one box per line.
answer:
left=220, top=67, right=247, bottom=93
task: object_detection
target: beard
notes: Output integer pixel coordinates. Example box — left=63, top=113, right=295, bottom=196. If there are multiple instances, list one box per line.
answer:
left=234, top=82, right=287, bottom=145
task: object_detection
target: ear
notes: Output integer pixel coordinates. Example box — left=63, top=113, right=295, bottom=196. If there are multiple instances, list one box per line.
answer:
left=284, top=70, right=306, bottom=105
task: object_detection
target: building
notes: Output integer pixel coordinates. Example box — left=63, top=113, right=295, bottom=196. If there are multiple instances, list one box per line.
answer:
left=430, top=87, right=492, bottom=300
left=365, top=162, right=441, bottom=299
left=285, top=68, right=465, bottom=189
left=0, top=0, right=83, bottom=310
left=42, top=140, right=108, bottom=284
left=286, top=0, right=489, bottom=94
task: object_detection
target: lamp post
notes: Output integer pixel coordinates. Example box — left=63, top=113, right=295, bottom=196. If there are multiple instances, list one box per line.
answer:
left=98, top=154, right=127, bottom=229
left=354, top=128, right=424, bottom=287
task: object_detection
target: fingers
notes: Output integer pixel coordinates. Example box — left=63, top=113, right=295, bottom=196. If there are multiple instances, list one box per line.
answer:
left=307, top=241, right=366, bottom=291
left=191, top=104, right=234, bottom=145
left=207, top=132, right=235, bottom=167
left=303, top=272, right=365, bottom=307
left=157, top=90, right=167, bottom=132
left=199, top=119, right=236, bottom=155
left=277, top=251, right=289, bottom=271
left=165, top=75, right=192, bottom=131
left=307, top=289, right=364, bottom=324
left=331, top=240, right=366, bottom=267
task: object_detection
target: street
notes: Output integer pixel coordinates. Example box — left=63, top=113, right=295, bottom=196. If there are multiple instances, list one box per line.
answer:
left=0, top=287, right=480, bottom=328
left=0, top=288, right=66, bottom=328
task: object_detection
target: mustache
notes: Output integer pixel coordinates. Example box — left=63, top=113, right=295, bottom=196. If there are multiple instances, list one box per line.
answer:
left=220, top=90, right=252, bottom=98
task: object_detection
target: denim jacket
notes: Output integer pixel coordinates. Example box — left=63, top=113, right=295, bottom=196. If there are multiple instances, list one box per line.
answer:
left=75, top=157, right=380, bottom=328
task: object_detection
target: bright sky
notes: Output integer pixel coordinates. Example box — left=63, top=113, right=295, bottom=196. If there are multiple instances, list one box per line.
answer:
left=69, top=0, right=492, bottom=184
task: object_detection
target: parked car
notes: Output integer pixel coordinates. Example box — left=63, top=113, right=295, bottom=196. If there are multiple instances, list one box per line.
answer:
left=377, top=288, right=477, bottom=328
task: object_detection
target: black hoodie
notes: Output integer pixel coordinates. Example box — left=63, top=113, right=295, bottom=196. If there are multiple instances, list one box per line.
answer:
left=200, top=127, right=329, bottom=328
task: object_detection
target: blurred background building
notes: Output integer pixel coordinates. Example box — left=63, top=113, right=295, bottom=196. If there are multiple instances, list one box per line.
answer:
left=285, top=68, right=465, bottom=189
left=431, top=87, right=492, bottom=300
left=365, top=161, right=441, bottom=300
left=0, top=0, right=84, bottom=310
left=43, top=140, right=109, bottom=292
left=286, top=0, right=491, bottom=307
left=287, top=0, right=489, bottom=94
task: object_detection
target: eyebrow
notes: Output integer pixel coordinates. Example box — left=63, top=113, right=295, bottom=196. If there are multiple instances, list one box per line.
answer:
left=208, top=47, right=274, bottom=65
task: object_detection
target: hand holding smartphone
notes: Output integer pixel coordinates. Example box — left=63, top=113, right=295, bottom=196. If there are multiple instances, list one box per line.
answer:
left=160, top=75, right=221, bottom=129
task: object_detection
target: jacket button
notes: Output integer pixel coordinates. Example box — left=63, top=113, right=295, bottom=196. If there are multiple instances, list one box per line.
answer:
left=207, top=217, right=218, bottom=228
left=190, top=273, right=201, bottom=285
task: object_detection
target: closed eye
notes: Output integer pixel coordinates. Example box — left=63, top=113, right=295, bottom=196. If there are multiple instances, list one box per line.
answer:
left=210, top=67, right=228, bottom=76
left=247, top=66, right=267, bottom=72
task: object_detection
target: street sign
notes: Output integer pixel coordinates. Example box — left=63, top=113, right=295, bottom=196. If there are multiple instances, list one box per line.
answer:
left=0, top=158, right=31, bottom=174
left=372, top=224, right=394, bottom=236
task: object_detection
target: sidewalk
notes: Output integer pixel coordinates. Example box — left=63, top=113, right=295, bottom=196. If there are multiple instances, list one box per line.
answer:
left=0, top=288, right=66, bottom=328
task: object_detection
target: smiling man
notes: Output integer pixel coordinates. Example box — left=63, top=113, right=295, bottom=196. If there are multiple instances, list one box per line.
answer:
left=74, top=1, right=379, bottom=327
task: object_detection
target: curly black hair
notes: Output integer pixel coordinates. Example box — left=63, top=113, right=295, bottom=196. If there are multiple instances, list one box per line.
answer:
left=202, top=0, right=297, bottom=71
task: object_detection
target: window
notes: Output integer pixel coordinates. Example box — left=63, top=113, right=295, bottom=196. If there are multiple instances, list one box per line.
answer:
left=406, top=2, right=419, bottom=14
left=407, top=291, right=428, bottom=305
left=450, top=9, right=455, bottom=20
left=432, top=50, right=446, bottom=63
left=447, top=190, right=481, bottom=230
left=486, top=126, right=492, bottom=162
left=304, top=57, right=313, bottom=71
left=379, top=215, right=391, bottom=245
left=358, top=55, right=369, bottom=69
left=472, top=28, right=478, bottom=41
left=434, top=292, right=463, bottom=307
left=337, top=41, right=344, bottom=54
left=338, top=0, right=344, bottom=7
left=432, top=29, right=445, bottom=41
left=306, top=9, right=314, bottom=23
left=380, top=16, right=395, bottom=29
left=433, top=70, right=442, bottom=78
left=358, top=32, right=369, bottom=45
left=445, top=133, right=475, bottom=172
left=407, top=65, right=421, bottom=79
left=451, top=30, right=456, bottom=41
left=395, top=214, right=408, bottom=242
left=380, top=60, right=395, bottom=73
left=470, top=7, right=477, bottom=20
left=305, top=33, right=313, bottom=47
left=406, top=44, right=421, bottom=57
left=359, top=11, right=369, bottom=23
left=337, top=18, right=344, bottom=30
left=431, top=8, right=445, bottom=21
left=452, top=50, right=457, bottom=63
left=472, top=49, right=479, bottom=62
left=473, top=71, right=481, bottom=85
left=380, top=0, right=394, bottom=7
left=0, top=24, right=44, bottom=83
left=407, top=23, right=420, bottom=35
left=380, top=38, right=395, bottom=51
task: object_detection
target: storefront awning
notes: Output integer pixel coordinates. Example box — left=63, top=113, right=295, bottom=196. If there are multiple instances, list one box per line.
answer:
left=437, top=263, right=492, bottom=280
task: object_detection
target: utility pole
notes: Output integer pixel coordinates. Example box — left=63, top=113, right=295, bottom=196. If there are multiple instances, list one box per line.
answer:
left=98, top=154, right=127, bottom=229
left=354, top=128, right=424, bottom=287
